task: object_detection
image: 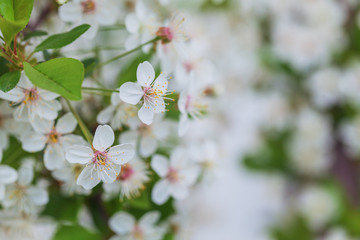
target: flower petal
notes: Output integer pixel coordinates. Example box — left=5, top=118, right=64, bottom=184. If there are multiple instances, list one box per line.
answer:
left=139, top=211, right=160, bottom=229
left=44, top=144, right=65, bottom=170
left=137, top=61, right=155, bottom=86
left=65, top=145, right=93, bottom=164
left=125, top=13, right=140, bottom=34
left=92, top=125, right=114, bottom=151
left=77, top=164, right=101, bottom=190
left=153, top=73, right=168, bottom=96
left=21, top=132, right=47, bottom=152
left=0, top=87, right=24, bottom=102
left=151, top=155, right=169, bottom=177
left=178, top=113, right=189, bottom=136
left=96, top=105, right=115, bottom=125
left=35, top=99, right=61, bottom=120
left=140, top=135, right=157, bottom=157
left=58, top=1, right=82, bottom=22
left=0, top=165, right=17, bottom=184
left=138, top=104, right=154, bottom=125
left=107, top=144, right=135, bottom=165
left=56, top=112, right=77, bottom=134
left=30, top=116, right=54, bottom=134
left=108, top=212, right=135, bottom=235
left=27, top=186, right=49, bottom=206
left=170, top=183, right=189, bottom=200
left=119, top=82, right=143, bottom=105
left=151, top=179, right=171, bottom=205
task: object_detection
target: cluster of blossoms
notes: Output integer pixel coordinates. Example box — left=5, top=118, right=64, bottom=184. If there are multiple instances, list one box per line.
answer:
left=0, top=0, right=220, bottom=239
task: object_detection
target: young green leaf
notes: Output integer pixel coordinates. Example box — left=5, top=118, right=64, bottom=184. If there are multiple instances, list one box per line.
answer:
left=23, top=58, right=84, bottom=101
left=0, top=70, right=20, bottom=92
left=23, top=30, right=47, bottom=40
left=53, top=225, right=101, bottom=240
left=34, top=24, right=91, bottom=52
left=0, top=0, right=34, bottom=43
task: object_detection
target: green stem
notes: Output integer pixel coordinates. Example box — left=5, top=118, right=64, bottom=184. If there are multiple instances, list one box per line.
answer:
left=95, top=37, right=160, bottom=69
left=64, top=98, right=93, bottom=145
left=82, top=87, right=119, bottom=93
left=99, top=24, right=126, bottom=31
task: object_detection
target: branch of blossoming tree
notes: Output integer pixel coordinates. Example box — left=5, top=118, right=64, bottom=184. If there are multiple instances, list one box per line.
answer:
left=95, top=36, right=160, bottom=69
left=82, top=87, right=119, bottom=93
left=64, top=98, right=94, bottom=144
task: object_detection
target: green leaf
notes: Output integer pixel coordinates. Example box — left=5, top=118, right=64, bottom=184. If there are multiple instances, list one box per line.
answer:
left=34, top=24, right=90, bottom=52
left=23, top=30, right=47, bottom=40
left=23, top=58, right=84, bottom=101
left=82, top=58, right=98, bottom=77
left=0, top=0, right=34, bottom=43
left=53, top=225, right=101, bottom=240
left=0, top=70, right=20, bottom=92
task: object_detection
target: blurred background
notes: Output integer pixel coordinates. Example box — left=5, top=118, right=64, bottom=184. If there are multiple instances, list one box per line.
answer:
left=3, top=0, right=360, bottom=239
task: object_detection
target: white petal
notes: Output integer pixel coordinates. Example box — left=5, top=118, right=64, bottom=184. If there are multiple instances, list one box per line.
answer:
left=0, top=88, right=24, bottom=102
left=0, top=185, right=4, bottom=200
left=18, top=160, right=34, bottom=185
left=137, top=61, right=155, bottom=86
left=153, top=73, right=168, bottom=96
left=178, top=113, right=189, bottom=136
left=21, top=132, right=47, bottom=152
left=119, top=82, right=143, bottom=105
left=65, top=145, right=93, bottom=164
left=139, top=211, right=160, bottom=229
left=151, top=179, right=170, bottom=205
left=27, top=186, right=49, bottom=205
left=97, top=105, right=115, bottom=125
left=140, top=135, right=157, bottom=157
left=107, top=144, right=135, bottom=165
left=38, top=89, right=59, bottom=100
left=56, top=112, right=77, bottom=134
left=96, top=3, right=117, bottom=25
left=138, top=104, right=154, bottom=125
left=35, top=99, right=61, bottom=120
left=92, top=125, right=114, bottom=151
left=61, top=134, right=87, bottom=148
left=77, top=164, right=101, bottom=190
left=147, top=97, right=165, bottom=114
left=151, top=155, right=169, bottom=177
left=170, top=183, right=189, bottom=200
left=180, top=167, right=200, bottom=185
left=0, top=165, right=17, bottom=184
left=98, top=163, right=121, bottom=184
left=30, top=116, right=54, bottom=134
left=108, top=212, right=135, bottom=235
left=58, top=1, right=82, bottom=22
left=13, top=103, right=30, bottom=121
left=125, top=13, right=140, bottom=34
left=110, top=92, right=121, bottom=105
left=44, top=144, right=65, bottom=170
left=0, top=130, right=8, bottom=150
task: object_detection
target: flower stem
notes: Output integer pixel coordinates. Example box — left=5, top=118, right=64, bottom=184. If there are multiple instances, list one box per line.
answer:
left=95, top=37, right=160, bottom=69
left=64, top=98, right=93, bottom=144
left=82, top=87, right=119, bottom=93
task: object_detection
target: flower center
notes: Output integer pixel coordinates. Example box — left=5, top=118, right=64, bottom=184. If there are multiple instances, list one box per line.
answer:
left=117, top=164, right=134, bottom=181
left=166, top=168, right=179, bottom=183
left=23, top=88, right=39, bottom=104
left=132, top=225, right=143, bottom=240
left=47, top=128, right=60, bottom=144
left=81, top=0, right=96, bottom=13
left=184, top=62, right=193, bottom=73
left=156, top=27, right=174, bottom=44
left=93, top=151, right=108, bottom=165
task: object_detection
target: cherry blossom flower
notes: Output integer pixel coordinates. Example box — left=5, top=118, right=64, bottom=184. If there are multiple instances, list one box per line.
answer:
left=65, top=125, right=135, bottom=190
left=58, top=0, right=118, bottom=38
left=108, top=211, right=166, bottom=240
left=0, top=165, right=17, bottom=200
left=151, top=148, right=200, bottom=205
left=119, top=61, right=173, bottom=125
left=0, top=73, right=61, bottom=122
left=103, top=158, right=149, bottom=200
left=20, top=113, right=86, bottom=170
left=97, top=92, right=139, bottom=130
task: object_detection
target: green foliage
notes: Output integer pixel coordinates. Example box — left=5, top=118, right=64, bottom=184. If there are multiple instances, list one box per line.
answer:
left=34, top=24, right=90, bottom=52
left=52, top=225, right=101, bottom=240
left=23, top=30, right=47, bottom=41
left=0, top=0, right=34, bottom=43
left=82, top=58, right=98, bottom=78
left=23, top=58, right=84, bottom=101
left=0, top=70, right=20, bottom=92
left=271, top=216, right=313, bottom=240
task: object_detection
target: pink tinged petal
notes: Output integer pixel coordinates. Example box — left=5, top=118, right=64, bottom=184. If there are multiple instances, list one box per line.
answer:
left=58, top=1, right=82, bottom=22
left=92, top=125, right=114, bottom=151
left=153, top=73, right=168, bottom=96
left=125, top=13, right=140, bottom=34
left=109, top=212, right=135, bottom=235
left=30, top=116, right=54, bottom=134
left=140, top=135, right=157, bottom=157
left=27, top=186, right=49, bottom=206
left=151, top=179, right=171, bottom=205
left=56, top=112, right=77, bottom=134
left=77, top=164, right=101, bottom=190
left=97, top=105, right=115, bottom=124
left=136, top=61, right=155, bottom=86
left=44, top=144, right=65, bottom=170
left=35, top=99, right=61, bottom=120
left=13, top=103, right=30, bottom=122
left=139, top=211, right=160, bottom=229
left=178, top=113, right=190, bottom=136
left=170, top=183, right=189, bottom=200
left=119, top=82, right=143, bottom=105
left=107, top=144, right=135, bottom=165
left=65, top=145, right=93, bottom=164
left=0, top=165, right=17, bottom=184
left=138, top=104, right=154, bottom=125
left=151, top=155, right=169, bottom=177
left=0, top=88, right=24, bottom=102
left=21, top=132, right=47, bottom=152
